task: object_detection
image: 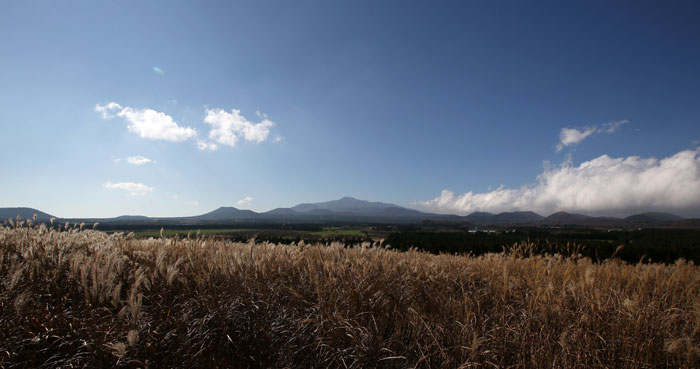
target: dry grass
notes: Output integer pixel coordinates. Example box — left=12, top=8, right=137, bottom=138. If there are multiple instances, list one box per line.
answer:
left=1, top=221, right=699, bottom=368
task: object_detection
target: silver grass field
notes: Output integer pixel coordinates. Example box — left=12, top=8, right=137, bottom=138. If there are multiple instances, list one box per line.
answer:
left=1, top=221, right=699, bottom=368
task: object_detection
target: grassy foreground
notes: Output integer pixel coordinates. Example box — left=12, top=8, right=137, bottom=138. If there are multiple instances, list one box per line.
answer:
left=1, top=223, right=700, bottom=368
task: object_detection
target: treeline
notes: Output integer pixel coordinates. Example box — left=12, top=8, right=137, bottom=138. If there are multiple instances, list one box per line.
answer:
left=382, top=229, right=700, bottom=264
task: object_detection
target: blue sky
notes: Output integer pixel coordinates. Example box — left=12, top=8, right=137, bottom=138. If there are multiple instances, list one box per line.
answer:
left=1, top=0, right=699, bottom=217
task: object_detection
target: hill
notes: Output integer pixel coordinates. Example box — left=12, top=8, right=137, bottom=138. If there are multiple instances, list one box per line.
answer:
left=194, top=207, right=259, bottom=220
left=291, top=196, right=402, bottom=213
left=491, top=211, right=544, bottom=223
left=625, top=212, right=684, bottom=222
left=0, top=202, right=697, bottom=228
left=0, top=207, right=54, bottom=222
left=263, top=208, right=298, bottom=215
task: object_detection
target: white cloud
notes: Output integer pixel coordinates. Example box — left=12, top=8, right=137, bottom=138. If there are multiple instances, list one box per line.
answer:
left=96, top=103, right=279, bottom=151
left=126, top=156, right=153, bottom=165
left=203, top=108, right=275, bottom=148
left=236, top=196, right=253, bottom=207
left=95, top=102, right=123, bottom=119
left=103, top=181, right=154, bottom=196
left=415, top=147, right=700, bottom=217
left=556, top=120, right=628, bottom=152
left=196, top=139, right=217, bottom=151
left=95, top=102, right=197, bottom=142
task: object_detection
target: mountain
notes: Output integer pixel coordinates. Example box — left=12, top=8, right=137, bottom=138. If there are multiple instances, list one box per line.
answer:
left=464, top=212, right=495, bottom=223
left=289, top=203, right=320, bottom=212
left=625, top=212, right=684, bottom=222
left=543, top=212, right=592, bottom=223
left=113, top=215, right=150, bottom=221
left=463, top=211, right=544, bottom=224
left=0, top=207, right=54, bottom=221
left=301, top=208, right=336, bottom=215
left=491, top=211, right=544, bottom=223
left=263, top=208, right=298, bottom=215
left=0, top=203, right=696, bottom=228
left=195, top=207, right=259, bottom=220
left=291, top=197, right=401, bottom=213
left=372, top=206, right=428, bottom=217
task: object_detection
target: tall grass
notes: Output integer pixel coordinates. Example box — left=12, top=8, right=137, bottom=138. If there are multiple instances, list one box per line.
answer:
left=1, top=222, right=699, bottom=368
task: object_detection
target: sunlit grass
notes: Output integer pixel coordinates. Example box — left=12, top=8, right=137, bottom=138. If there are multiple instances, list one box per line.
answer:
left=2, top=221, right=699, bottom=368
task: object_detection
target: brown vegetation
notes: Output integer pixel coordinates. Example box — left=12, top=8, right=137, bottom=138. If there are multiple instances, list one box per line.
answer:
left=1, top=221, right=700, bottom=368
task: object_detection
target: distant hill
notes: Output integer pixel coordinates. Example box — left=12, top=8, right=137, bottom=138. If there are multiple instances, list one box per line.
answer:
left=301, top=208, right=336, bottom=215
left=461, top=211, right=543, bottom=224
left=292, top=197, right=401, bottom=214
left=263, top=208, right=298, bottom=215
left=625, top=212, right=684, bottom=222
left=0, top=207, right=54, bottom=221
left=543, top=212, right=592, bottom=223
left=373, top=206, right=428, bottom=217
left=1, top=202, right=697, bottom=228
left=113, top=215, right=150, bottom=221
left=464, top=212, right=495, bottom=222
left=195, top=207, right=259, bottom=220
left=492, top=211, right=544, bottom=223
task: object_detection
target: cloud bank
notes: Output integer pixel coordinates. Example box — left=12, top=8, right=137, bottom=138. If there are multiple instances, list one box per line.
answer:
left=103, top=182, right=154, bottom=196
left=556, top=120, right=628, bottom=152
left=95, top=103, right=197, bottom=141
left=416, top=147, right=700, bottom=217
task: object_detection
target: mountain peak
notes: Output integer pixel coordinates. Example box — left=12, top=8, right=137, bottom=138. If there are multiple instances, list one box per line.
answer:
left=291, top=197, right=403, bottom=213
left=196, top=206, right=258, bottom=220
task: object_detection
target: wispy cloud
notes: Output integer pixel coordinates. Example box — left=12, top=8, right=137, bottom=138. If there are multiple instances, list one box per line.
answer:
left=236, top=196, right=253, bottom=207
left=196, top=139, right=217, bottom=151
left=103, top=181, right=154, bottom=196
left=556, top=120, right=628, bottom=152
left=95, top=102, right=197, bottom=142
left=153, top=66, right=164, bottom=75
left=126, top=156, right=153, bottom=165
left=200, top=108, right=275, bottom=149
left=415, top=147, right=700, bottom=217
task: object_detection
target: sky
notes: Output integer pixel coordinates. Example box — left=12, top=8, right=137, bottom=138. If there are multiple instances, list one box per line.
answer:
left=1, top=0, right=699, bottom=218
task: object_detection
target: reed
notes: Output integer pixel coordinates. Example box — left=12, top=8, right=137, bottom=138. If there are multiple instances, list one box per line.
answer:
left=1, top=223, right=698, bottom=368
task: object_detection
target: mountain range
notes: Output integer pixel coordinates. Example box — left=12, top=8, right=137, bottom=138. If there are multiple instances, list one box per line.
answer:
left=0, top=197, right=696, bottom=228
